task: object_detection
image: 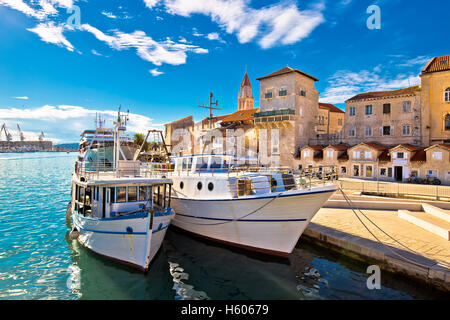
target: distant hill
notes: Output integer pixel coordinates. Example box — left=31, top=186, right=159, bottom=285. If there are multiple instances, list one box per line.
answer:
left=54, top=143, right=79, bottom=150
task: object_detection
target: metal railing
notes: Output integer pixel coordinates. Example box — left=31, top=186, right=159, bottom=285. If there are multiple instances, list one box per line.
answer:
left=340, top=178, right=450, bottom=201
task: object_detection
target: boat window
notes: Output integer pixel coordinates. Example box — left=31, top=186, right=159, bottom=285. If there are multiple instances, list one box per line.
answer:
left=195, top=157, right=208, bottom=171
left=197, top=182, right=203, bottom=190
left=208, top=182, right=214, bottom=191
left=282, top=174, right=296, bottom=190
left=128, top=186, right=137, bottom=202
left=182, top=158, right=188, bottom=171
left=180, top=181, right=184, bottom=189
left=223, top=158, right=230, bottom=169
left=139, top=186, right=147, bottom=201
left=210, top=156, right=222, bottom=169
left=109, top=187, right=115, bottom=203
left=154, top=185, right=162, bottom=207
left=117, top=187, right=126, bottom=202
left=176, top=158, right=182, bottom=171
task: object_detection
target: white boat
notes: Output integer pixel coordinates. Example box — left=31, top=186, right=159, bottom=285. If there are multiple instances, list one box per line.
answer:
left=144, top=154, right=338, bottom=257
left=67, top=111, right=175, bottom=272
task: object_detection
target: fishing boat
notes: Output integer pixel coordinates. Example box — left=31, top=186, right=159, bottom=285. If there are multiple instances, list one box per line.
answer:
left=66, top=110, right=175, bottom=272
left=144, top=154, right=338, bottom=257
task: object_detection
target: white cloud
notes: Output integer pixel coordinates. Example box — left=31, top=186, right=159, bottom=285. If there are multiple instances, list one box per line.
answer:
left=27, top=21, right=74, bottom=51
left=0, top=0, right=73, bottom=19
left=397, top=56, right=431, bottom=67
left=91, top=49, right=103, bottom=56
left=320, top=67, right=421, bottom=104
left=149, top=68, right=164, bottom=76
left=145, top=0, right=325, bottom=49
left=12, top=96, right=29, bottom=100
left=81, top=23, right=208, bottom=66
left=0, top=105, right=162, bottom=142
left=101, top=10, right=117, bottom=19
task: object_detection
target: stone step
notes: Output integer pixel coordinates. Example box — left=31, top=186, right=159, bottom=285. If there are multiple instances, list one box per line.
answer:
left=422, top=203, right=450, bottom=223
left=398, top=210, right=450, bottom=241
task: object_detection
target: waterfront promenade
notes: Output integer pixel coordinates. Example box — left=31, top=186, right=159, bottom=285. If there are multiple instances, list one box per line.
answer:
left=303, top=193, right=450, bottom=292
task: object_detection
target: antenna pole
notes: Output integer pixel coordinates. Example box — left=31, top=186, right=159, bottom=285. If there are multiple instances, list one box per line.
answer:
left=199, top=92, right=222, bottom=130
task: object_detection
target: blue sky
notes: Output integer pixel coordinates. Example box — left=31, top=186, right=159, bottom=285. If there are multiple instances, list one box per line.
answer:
left=0, top=0, right=448, bottom=143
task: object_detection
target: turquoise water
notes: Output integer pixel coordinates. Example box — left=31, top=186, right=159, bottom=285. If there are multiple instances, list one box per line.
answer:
left=0, top=152, right=446, bottom=300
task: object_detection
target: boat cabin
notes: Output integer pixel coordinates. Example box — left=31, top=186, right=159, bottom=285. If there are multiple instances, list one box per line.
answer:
left=173, top=154, right=234, bottom=173
left=72, top=179, right=172, bottom=218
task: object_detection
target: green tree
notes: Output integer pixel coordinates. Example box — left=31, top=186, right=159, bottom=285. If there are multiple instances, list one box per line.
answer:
left=133, top=133, right=150, bottom=151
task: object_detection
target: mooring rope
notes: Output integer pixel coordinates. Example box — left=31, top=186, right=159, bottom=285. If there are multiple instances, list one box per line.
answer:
left=171, top=188, right=286, bottom=226
left=338, top=187, right=450, bottom=269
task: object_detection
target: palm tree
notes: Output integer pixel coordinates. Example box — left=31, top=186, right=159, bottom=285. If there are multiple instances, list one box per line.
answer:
left=133, top=133, right=150, bottom=151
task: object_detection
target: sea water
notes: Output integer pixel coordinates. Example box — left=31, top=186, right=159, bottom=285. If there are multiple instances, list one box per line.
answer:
left=0, top=153, right=446, bottom=300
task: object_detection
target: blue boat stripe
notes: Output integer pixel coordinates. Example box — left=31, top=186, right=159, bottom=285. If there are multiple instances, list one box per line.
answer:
left=175, top=213, right=307, bottom=222
left=78, top=223, right=171, bottom=235
left=171, top=188, right=336, bottom=202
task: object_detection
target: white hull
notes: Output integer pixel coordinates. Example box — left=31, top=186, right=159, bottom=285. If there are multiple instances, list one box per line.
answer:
left=72, top=210, right=174, bottom=271
left=170, top=185, right=337, bottom=256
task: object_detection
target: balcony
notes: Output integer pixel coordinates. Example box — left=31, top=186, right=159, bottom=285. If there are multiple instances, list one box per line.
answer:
left=254, top=108, right=296, bottom=128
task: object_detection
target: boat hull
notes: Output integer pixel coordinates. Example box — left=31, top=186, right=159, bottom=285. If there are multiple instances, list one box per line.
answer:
left=170, top=185, right=337, bottom=256
left=71, top=210, right=173, bottom=271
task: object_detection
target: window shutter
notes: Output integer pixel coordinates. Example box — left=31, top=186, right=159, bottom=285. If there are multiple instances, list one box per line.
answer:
left=390, top=126, right=394, bottom=136
left=379, top=127, right=383, bottom=136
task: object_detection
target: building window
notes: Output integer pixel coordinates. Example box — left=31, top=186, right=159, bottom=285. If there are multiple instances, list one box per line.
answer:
left=364, top=151, right=372, bottom=159
left=445, top=87, right=450, bottom=102
left=383, top=103, right=391, bottom=114
left=265, top=91, right=272, bottom=99
left=279, top=88, right=287, bottom=97
left=271, top=130, right=279, bottom=154
left=383, top=126, right=391, bottom=136
left=366, top=165, right=373, bottom=178
left=445, top=114, right=450, bottom=131
left=348, top=128, right=356, bottom=137
left=327, top=150, right=334, bottom=158
left=433, top=151, right=443, bottom=160
left=403, top=101, right=411, bottom=112
left=353, top=165, right=360, bottom=177
left=303, top=150, right=310, bottom=158
left=397, top=152, right=405, bottom=159
left=365, top=105, right=373, bottom=115
left=365, top=126, right=372, bottom=137
left=338, top=118, right=343, bottom=126
left=380, top=168, right=387, bottom=176
left=402, top=125, right=411, bottom=136
left=299, top=89, right=306, bottom=97
left=299, top=108, right=303, bottom=117
left=341, top=166, right=347, bottom=174
left=387, top=167, right=393, bottom=178
left=349, top=107, right=356, bottom=116
left=353, top=150, right=361, bottom=159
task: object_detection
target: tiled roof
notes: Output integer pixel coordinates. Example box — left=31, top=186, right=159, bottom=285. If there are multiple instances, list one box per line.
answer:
left=319, top=103, right=345, bottom=114
left=346, top=85, right=420, bottom=102
left=411, top=149, right=426, bottom=162
left=425, top=143, right=450, bottom=151
left=200, top=114, right=230, bottom=126
left=361, top=142, right=387, bottom=151
left=391, top=144, right=422, bottom=152
left=241, top=72, right=251, bottom=87
left=303, top=145, right=324, bottom=151
left=327, top=144, right=348, bottom=151
left=256, top=66, right=319, bottom=82
left=220, top=108, right=259, bottom=123
left=421, top=55, right=450, bottom=74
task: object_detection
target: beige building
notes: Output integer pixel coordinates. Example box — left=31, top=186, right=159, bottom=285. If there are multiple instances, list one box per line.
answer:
left=420, top=55, right=450, bottom=145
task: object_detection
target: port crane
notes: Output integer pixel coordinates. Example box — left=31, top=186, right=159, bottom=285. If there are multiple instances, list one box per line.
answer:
left=1, top=123, right=12, bottom=142
left=17, top=124, right=25, bottom=142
